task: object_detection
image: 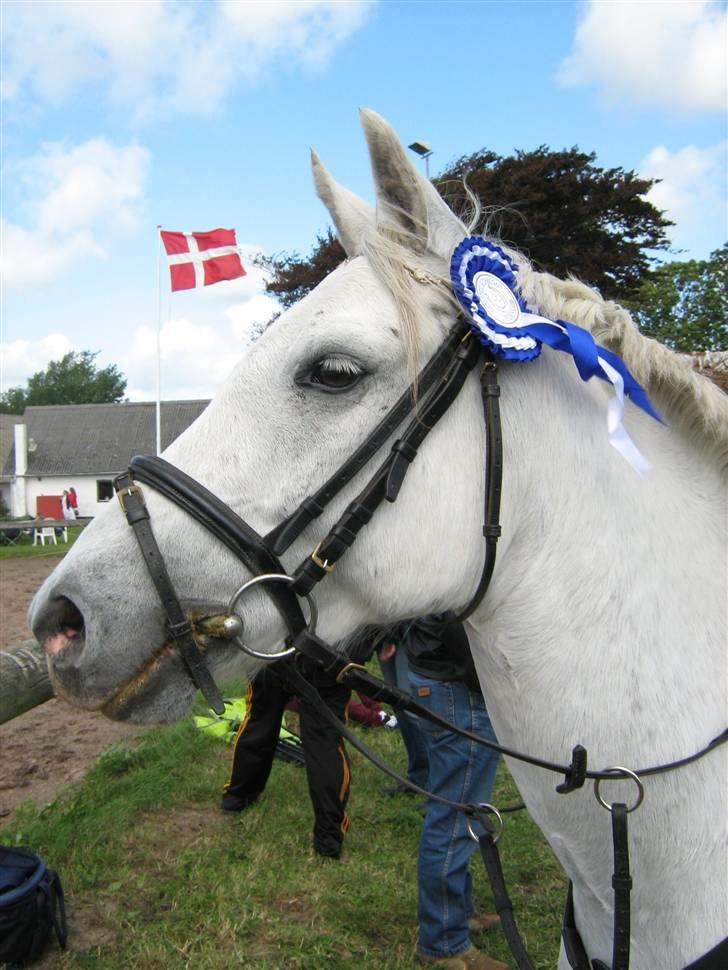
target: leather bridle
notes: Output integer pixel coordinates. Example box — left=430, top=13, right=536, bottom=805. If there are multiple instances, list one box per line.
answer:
left=114, top=316, right=502, bottom=714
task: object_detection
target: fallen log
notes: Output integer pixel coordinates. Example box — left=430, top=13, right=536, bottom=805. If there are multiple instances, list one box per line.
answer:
left=0, top=639, right=53, bottom=724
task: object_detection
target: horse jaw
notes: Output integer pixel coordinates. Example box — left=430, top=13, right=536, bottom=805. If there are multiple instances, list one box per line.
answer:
left=28, top=489, right=287, bottom=724
left=29, top=248, right=481, bottom=724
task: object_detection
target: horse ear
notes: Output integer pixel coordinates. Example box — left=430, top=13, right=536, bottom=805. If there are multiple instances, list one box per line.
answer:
left=311, top=150, right=375, bottom=259
left=359, top=108, right=463, bottom=258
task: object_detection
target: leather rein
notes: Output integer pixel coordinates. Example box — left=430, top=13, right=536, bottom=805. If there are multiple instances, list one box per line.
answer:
left=114, top=316, right=727, bottom=970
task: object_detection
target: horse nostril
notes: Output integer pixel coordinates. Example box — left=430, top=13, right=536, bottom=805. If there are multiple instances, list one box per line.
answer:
left=42, top=597, right=86, bottom=657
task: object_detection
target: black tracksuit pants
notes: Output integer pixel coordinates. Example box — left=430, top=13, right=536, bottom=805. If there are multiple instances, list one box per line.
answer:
left=224, top=660, right=352, bottom=857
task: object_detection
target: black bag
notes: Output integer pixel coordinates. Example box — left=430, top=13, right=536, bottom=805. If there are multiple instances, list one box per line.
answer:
left=0, top=846, right=67, bottom=967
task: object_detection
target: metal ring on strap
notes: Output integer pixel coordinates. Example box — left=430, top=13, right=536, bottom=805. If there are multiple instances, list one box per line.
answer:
left=466, top=803, right=505, bottom=844
left=226, top=573, right=318, bottom=660
left=594, top=766, right=645, bottom=814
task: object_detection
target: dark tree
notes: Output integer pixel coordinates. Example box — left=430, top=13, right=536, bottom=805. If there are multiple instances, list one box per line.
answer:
left=625, top=244, right=727, bottom=353
left=261, top=146, right=672, bottom=307
left=0, top=350, right=127, bottom=414
left=434, top=146, right=672, bottom=301
left=255, top=228, right=346, bottom=310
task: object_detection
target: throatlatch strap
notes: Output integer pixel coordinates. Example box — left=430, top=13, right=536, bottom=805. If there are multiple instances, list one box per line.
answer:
left=114, top=473, right=225, bottom=714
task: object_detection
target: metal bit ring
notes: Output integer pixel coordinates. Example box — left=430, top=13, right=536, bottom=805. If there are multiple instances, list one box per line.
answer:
left=226, top=573, right=318, bottom=660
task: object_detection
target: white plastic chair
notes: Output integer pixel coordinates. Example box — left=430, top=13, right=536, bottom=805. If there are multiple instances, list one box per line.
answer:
left=33, top=526, right=57, bottom=546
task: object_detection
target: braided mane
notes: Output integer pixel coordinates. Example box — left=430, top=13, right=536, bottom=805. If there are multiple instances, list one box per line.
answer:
left=523, top=269, right=728, bottom=473
left=360, top=214, right=728, bottom=474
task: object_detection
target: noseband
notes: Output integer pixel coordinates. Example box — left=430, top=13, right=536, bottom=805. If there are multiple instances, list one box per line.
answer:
left=114, top=318, right=503, bottom=713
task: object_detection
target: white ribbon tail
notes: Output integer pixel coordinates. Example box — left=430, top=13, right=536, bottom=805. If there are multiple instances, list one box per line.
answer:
left=597, top=355, right=651, bottom=475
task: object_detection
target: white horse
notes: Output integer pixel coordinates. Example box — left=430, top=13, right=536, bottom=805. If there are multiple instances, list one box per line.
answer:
left=30, top=110, right=727, bottom=969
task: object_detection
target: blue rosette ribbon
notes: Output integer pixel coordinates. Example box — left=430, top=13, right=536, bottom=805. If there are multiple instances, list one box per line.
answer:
left=450, top=237, right=662, bottom=473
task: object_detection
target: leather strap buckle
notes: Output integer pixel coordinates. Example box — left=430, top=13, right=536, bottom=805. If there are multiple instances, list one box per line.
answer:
left=311, top=541, right=335, bottom=573
left=117, top=482, right=144, bottom=512
left=335, top=661, right=367, bottom=684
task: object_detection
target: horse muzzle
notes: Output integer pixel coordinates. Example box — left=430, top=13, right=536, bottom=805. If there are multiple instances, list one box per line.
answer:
left=31, top=586, right=233, bottom=723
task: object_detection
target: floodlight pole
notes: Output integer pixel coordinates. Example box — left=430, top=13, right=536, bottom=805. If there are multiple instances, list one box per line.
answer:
left=408, top=140, right=433, bottom=179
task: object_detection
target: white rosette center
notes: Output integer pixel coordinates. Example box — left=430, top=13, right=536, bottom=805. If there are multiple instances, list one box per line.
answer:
left=472, top=272, right=521, bottom=328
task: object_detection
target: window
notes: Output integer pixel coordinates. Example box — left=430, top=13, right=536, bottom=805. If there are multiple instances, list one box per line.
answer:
left=97, top=480, right=114, bottom=502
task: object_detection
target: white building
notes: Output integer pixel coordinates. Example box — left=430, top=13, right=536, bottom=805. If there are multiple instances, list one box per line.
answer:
left=1, top=401, right=208, bottom=519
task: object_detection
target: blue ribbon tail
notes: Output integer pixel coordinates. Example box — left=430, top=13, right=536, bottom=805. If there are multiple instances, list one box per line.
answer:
left=596, top=346, right=665, bottom=424
left=522, top=320, right=663, bottom=425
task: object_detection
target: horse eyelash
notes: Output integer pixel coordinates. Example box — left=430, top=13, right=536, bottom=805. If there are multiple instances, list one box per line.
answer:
left=316, top=355, right=364, bottom=375
left=294, top=354, right=368, bottom=391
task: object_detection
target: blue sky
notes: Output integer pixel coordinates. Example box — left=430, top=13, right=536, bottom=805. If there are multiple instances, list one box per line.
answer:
left=2, top=0, right=726, bottom=401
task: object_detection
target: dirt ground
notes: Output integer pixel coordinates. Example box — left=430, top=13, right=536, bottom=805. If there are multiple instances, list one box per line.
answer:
left=0, top=555, right=144, bottom=820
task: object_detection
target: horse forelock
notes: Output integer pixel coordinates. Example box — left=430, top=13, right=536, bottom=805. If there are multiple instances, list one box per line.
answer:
left=357, top=204, right=472, bottom=375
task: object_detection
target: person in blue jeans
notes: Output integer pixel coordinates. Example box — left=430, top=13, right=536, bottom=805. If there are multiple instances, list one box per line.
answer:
left=378, top=637, right=429, bottom=791
left=404, top=613, right=505, bottom=970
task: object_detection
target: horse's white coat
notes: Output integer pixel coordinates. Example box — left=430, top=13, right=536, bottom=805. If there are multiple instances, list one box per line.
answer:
left=30, top=110, right=727, bottom=969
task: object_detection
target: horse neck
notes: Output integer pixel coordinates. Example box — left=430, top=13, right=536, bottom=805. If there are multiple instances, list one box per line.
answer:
left=464, top=351, right=725, bottom=756
left=463, top=355, right=726, bottom=963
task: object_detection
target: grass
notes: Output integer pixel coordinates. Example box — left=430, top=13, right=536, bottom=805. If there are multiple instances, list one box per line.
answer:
left=0, top=525, right=83, bottom=559
left=1, top=698, right=566, bottom=969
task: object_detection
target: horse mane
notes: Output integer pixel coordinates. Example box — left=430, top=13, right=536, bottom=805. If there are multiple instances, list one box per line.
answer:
left=359, top=211, right=728, bottom=474
left=522, top=269, right=728, bottom=473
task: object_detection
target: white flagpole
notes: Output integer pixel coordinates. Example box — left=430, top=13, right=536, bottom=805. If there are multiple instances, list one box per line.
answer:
left=156, top=225, right=162, bottom=456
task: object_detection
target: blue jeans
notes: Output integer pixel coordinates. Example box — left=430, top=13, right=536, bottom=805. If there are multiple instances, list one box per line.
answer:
left=378, top=647, right=429, bottom=786
left=409, top=671, right=500, bottom=957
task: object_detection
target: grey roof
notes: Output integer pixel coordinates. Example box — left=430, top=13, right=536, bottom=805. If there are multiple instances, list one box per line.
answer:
left=2, top=400, right=209, bottom=477
left=0, top=415, right=16, bottom=481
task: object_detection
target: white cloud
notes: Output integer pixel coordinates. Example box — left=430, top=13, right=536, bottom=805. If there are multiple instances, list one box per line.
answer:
left=123, top=309, right=273, bottom=401
left=0, top=334, right=77, bottom=392
left=124, top=317, right=240, bottom=401
left=225, top=294, right=280, bottom=341
left=31, top=139, right=148, bottom=236
left=2, top=138, right=149, bottom=289
left=0, top=220, right=103, bottom=289
left=1, top=0, right=375, bottom=123
left=641, top=142, right=727, bottom=252
left=559, top=1, right=727, bottom=114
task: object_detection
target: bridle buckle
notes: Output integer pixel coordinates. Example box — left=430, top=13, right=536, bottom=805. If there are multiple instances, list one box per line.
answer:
left=117, top=482, right=144, bottom=511
left=311, top=542, right=335, bottom=573
left=335, top=661, right=367, bottom=684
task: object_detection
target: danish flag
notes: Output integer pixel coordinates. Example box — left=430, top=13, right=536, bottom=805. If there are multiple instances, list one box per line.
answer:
left=160, top=227, right=246, bottom=291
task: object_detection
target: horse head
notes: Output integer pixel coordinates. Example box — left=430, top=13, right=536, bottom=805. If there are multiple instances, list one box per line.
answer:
left=29, top=110, right=490, bottom=724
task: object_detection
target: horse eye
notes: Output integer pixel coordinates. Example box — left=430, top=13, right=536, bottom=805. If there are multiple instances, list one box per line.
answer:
left=300, top=356, right=365, bottom=392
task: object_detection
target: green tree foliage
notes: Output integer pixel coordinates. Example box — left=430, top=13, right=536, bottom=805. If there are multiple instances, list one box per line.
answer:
left=434, top=146, right=672, bottom=301
left=255, top=228, right=345, bottom=310
left=0, top=350, right=127, bottom=414
left=260, top=146, right=672, bottom=307
left=626, top=244, right=727, bottom=353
